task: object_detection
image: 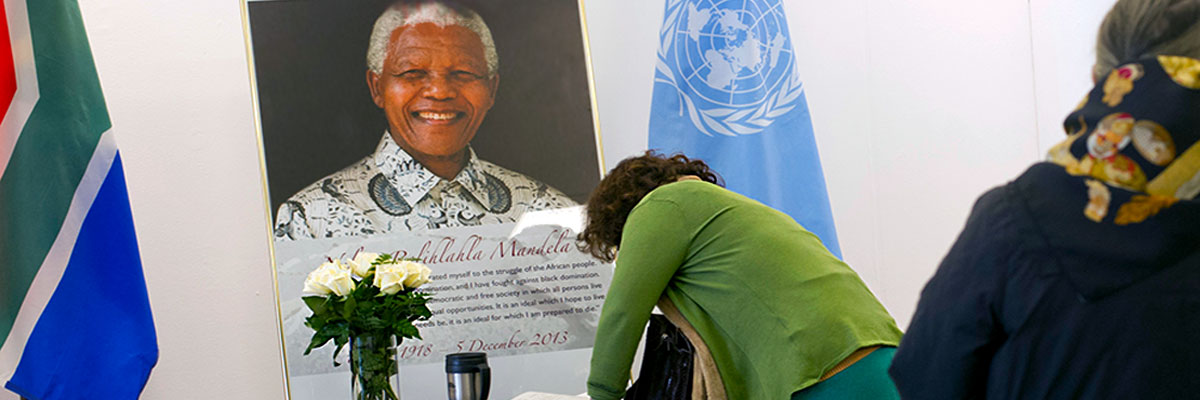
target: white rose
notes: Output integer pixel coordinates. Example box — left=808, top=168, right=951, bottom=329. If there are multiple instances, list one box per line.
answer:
left=303, top=260, right=355, bottom=297
left=347, top=252, right=379, bottom=278
left=373, top=262, right=409, bottom=295
left=401, top=261, right=432, bottom=289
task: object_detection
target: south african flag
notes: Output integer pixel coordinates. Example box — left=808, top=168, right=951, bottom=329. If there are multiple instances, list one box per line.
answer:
left=0, top=0, right=158, bottom=398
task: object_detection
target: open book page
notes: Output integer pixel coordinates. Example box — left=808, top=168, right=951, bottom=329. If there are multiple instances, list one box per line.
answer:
left=510, top=392, right=589, bottom=400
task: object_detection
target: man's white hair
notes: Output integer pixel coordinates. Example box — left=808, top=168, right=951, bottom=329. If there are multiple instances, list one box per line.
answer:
left=366, top=1, right=499, bottom=77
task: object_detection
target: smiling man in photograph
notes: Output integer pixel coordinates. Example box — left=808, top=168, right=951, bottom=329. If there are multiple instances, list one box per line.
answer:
left=274, top=0, right=575, bottom=240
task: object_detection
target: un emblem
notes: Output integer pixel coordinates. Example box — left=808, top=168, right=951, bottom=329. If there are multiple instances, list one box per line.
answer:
left=656, top=0, right=804, bottom=136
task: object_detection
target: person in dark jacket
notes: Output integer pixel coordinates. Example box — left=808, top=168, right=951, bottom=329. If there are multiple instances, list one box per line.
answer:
left=889, top=0, right=1200, bottom=398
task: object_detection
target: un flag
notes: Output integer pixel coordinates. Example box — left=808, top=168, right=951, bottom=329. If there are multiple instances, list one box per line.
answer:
left=648, top=0, right=841, bottom=257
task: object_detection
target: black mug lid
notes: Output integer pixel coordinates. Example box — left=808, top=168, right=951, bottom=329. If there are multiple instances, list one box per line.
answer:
left=445, top=352, right=489, bottom=373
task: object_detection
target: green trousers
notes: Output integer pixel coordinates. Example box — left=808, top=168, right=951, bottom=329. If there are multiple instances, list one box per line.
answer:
left=791, top=347, right=900, bottom=400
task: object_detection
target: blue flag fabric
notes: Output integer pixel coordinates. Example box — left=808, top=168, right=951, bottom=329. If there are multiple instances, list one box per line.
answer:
left=6, top=155, right=158, bottom=399
left=648, top=0, right=841, bottom=257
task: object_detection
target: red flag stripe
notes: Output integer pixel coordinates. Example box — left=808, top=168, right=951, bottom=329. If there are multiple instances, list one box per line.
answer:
left=0, top=1, right=15, bottom=121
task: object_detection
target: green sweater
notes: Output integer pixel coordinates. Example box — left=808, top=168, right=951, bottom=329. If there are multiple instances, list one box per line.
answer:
left=587, top=181, right=903, bottom=400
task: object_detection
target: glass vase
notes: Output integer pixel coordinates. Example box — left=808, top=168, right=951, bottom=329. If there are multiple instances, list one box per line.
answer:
left=349, top=332, right=401, bottom=400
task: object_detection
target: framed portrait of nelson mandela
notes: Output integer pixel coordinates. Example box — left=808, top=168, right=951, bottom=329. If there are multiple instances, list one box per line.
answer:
left=242, top=0, right=607, bottom=398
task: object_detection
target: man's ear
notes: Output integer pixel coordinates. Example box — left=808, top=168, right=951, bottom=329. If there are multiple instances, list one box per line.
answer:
left=485, top=74, right=500, bottom=109
left=366, top=69, right=385, bottom=108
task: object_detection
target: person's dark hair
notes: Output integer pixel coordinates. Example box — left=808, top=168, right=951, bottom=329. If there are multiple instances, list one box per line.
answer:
left=577, top=151, right=722, bottom=262
left=1094, top=0, right=1200, bottom=79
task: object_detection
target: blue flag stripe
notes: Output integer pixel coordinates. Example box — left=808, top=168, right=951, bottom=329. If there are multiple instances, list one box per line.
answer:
left=5, top=153, right=157, bottom=399
left=0, top=131, right=120, bottom=387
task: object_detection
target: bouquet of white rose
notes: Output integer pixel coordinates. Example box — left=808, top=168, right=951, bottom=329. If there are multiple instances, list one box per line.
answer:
left=301, top=252, right=433, bottom=400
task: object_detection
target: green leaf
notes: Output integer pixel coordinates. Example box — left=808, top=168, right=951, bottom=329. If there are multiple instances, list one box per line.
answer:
left=303, top=296, right=328, bottom=315
left=303, top=332, right=332, bottom=355
left=334, top=332, right=349, bottom=346
left=305, top=314, right=326, bottom=331
left=415, top=304, right=433, bottom=319
left=355, top=282, right=380, bottom=300
left=342, top=296, right=357, bottom=320
left=332, top=334, right=350, bottom=367
left=394, top=320, right=419, bottom=339
left=359, top=298, right=378, bottom=313
left=363, top=316, right=386, bottom=331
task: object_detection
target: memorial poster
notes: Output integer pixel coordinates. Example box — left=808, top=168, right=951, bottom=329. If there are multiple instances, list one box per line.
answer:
left=243, top=0, right=606, bottom=398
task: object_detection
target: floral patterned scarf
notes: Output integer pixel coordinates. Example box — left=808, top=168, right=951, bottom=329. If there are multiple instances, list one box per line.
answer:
left=1046, top=55, right=1200, bottom=225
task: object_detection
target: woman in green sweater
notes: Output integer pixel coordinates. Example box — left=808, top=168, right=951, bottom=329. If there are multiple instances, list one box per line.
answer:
left=578, top=152, right=903, bottom=400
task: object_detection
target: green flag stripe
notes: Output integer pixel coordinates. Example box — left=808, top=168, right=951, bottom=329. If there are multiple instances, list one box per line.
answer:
left=0, top=0, right=112, bottom=343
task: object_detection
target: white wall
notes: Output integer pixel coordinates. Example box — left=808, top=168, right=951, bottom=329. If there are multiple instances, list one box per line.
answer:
left=1030, top=1, right=1116, bottom=151
left=789, top=0, right=1042, bottom=325
left=77, top=1, right=286, bottom=398
left=65, top=0, right=1111, bottom=398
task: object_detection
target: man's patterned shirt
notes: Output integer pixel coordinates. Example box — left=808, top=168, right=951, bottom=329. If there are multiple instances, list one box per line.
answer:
left=274, top=132, right=576, bottom=240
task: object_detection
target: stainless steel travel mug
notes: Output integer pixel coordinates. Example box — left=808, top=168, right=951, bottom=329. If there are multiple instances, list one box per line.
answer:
left=445, top=352, right=490, bottom=400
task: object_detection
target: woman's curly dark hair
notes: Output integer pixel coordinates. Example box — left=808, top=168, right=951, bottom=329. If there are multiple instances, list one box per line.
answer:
left=577, top=151, right=722, bottom=262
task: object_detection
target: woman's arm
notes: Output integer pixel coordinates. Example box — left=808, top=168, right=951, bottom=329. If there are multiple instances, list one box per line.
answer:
left=587, top=198, right=692, bottom=400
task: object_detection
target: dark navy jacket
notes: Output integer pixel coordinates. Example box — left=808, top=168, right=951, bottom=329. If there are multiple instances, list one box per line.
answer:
left=889, top=163, right=1200, bottom=399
